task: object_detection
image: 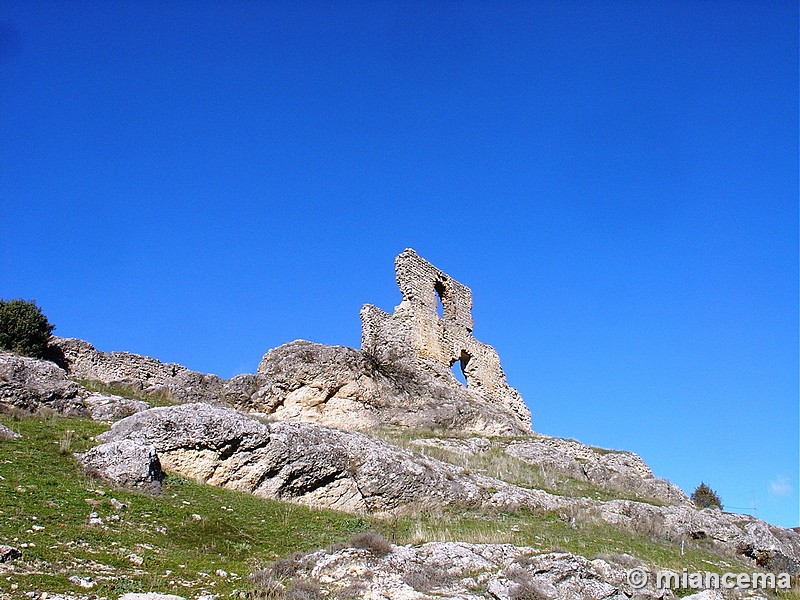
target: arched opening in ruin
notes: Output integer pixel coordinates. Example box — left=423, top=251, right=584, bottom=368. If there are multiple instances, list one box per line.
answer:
left=434, top=280, right=447, bottom=319
left=450, top=350, right=471, bottom=387
left=434, top=281, right=446, bottom=318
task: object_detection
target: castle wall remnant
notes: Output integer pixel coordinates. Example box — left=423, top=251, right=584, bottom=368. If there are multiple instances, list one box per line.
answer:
left=360, top=248, right=531, bottom=428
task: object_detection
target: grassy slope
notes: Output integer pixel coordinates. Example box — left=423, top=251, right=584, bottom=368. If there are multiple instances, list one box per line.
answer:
left=0, top=414, right=792, bottom=599
left=0, top=415, right=367, bottom=597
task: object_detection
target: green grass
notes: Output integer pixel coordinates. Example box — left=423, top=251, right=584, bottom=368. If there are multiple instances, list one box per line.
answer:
left=0, top=414, right=368, bottom=598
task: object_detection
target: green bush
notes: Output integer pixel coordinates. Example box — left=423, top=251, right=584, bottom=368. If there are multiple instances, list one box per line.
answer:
left=0, top=298, right=55, bottom=358
left=348, top=531, right=392, bottom=556
left=691, top=482, right=722, bottom=510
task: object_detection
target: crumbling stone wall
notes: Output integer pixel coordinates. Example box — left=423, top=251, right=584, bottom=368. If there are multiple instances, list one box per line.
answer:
left=361, top=248, right=531, bottom=428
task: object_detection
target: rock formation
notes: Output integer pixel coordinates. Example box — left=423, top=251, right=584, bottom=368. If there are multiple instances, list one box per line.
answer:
left=255, top=543, right=666, bottom=600
left=245, top=339, right=530, bottom=435
left=91, top=403, right=562, bottom=514
left=46, top=337, right=228, bottom=405
left=78, top=439, right=163, bottom=492
left=0, top=351, right=87, bottom=416
left=4, top=247, right=795, bottom=600
left=83, top=392, right=150, bottom=422
left=412, top=434, right=687, bottom=505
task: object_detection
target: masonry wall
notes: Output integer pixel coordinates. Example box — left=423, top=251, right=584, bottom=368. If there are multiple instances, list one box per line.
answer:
left=360, top=248, right=531, bottom=428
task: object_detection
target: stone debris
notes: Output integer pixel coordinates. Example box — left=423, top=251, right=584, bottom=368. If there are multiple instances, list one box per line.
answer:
left=274, top=543, right=670, bottom=599
left=67, top=575, right=95, bottom=588
left=118, top=594, right=186, bottom=600
left=110, top=498, right=127, bottom=510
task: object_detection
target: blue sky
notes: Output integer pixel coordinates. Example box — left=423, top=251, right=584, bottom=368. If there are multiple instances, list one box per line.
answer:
left=1, top=2, right=797, bottom=527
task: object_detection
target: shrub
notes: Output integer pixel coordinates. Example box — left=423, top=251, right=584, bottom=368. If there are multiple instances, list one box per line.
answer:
left=254, top=551, right=305, bottom=581
left=691, top=482, right=722, bottom=509
left=509, top=580, right=550, bottom=600
left=0, top=299, right=55, bottom=358
left=401, top=563, right=453, bottom=591
left=348, top=531, right=392, bottom=556
left=284, top=579, right=321, bottom=600
left=248, top=570, right=286, bottom=599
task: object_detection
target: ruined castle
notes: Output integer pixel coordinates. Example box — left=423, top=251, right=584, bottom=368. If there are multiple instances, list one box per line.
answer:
left=360, top=248, right=530, bottom=427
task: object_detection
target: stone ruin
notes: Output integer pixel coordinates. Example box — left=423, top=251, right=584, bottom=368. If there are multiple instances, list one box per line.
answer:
left=361, top=248, right=531, bottom=427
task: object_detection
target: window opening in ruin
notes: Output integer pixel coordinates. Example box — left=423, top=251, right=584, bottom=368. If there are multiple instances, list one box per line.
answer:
left=434, top=280, right=446, bottom=319
left=451, top=351, right=470, bottom=387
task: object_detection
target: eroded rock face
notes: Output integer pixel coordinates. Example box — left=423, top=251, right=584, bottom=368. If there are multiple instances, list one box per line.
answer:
left=92, top=403, right=800, bottom=572
left=239, top=339, right=530, bottom=436
left=0, top=352, right=87, bottom=416
left=96, top=403, right=565, bottom=514
left=84, top=393, right=149, bottom=422
left=412, top=434, right=687, bottom=505
left=47, top=337, right=227, bottom=405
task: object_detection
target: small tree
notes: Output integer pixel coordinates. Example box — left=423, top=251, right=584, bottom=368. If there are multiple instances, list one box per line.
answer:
left=0, top=299, right=55, bottom=358
left=691, top=482, right=722, bottom=510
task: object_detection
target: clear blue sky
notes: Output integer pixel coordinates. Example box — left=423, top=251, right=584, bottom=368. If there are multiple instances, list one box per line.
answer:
left=1, top=2, right=797, bottom=527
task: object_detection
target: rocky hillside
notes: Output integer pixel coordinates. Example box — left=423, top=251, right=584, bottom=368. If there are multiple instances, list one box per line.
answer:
left=0, top=251, right=797, bottom=599
left=1, top=346, right=799, bottom=599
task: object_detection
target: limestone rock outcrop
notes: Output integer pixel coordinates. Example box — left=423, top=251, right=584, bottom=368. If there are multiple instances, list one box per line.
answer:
left=260, top=543, right=670, bottom=600
left=84, top=393, right=149, bottom=422
left=0, top=352, right=87, bottom=416
left=77, top=439, right=163, bottom=492
left=504, top=436, right=687, bottom=504
left=48, top=332, right=531, bottom=435
left=89, top=403, right=800, bottom=572
left=46, top=337, right=228, bottom=405
left=95, top=403, right=564, bottom=514
left=235, top=339, right=530, bottom=435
